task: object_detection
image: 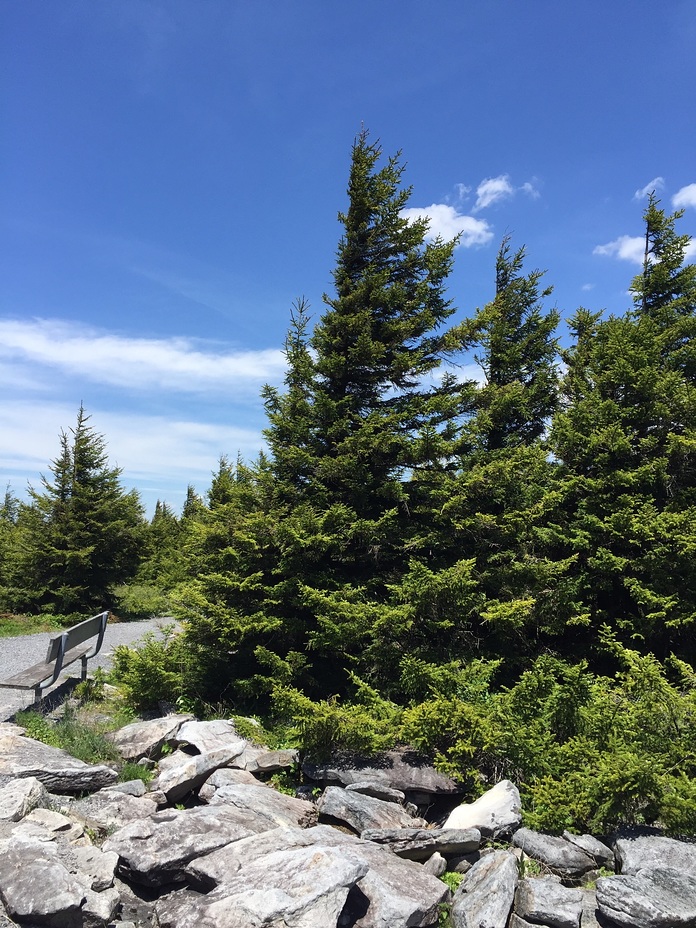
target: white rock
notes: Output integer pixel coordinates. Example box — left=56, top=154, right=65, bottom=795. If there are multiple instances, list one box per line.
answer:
left=444, top=779, right=522, bottom=838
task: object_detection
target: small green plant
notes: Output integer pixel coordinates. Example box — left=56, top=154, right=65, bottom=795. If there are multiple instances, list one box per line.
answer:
left=269, top=767, right=299, bottom=796
left=15, top=709, right=60, bottom=746
left=439, top=871, right=464, bottom=894
left=119, top=762, right=154, bottom=785
left=74, top=667, right=107, bottom=703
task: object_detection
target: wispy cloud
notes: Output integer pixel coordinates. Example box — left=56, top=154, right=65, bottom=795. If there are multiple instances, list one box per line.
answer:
left=0, top=400, right=265, bottom=510
left=633, top=177, right=665, bottom=200
left=469, top=174, right=540, bottom=212
left=400, top=205, right=493, bottom=248
left=0, top=319, right=286, bottom=394
left=593, top=235, right=646, bottom=265
left=673, top=183, right=696, bottom=210
left=473, top=175, right=515, bottom=212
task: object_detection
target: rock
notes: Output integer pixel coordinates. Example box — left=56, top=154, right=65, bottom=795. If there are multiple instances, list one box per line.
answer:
left=81, top=886, right=119, bottom=927
left=613, top=834, right=696, bottom=878
left=579, top=888, right=602, bottom=928
left=423, top=852, right=447, bottom=877
left=0, top=730, right=117, bottom=793
left=186, top=824, right=449, bottom=928
left=444, top=779, right=522, bottom=839
left=208, top=782, right=318, bottom=829
left=512, top=828, right=596, bottom=878
left=198, top=766, right=258, bottom=801
left=0, top=776, right=48, bottom=822
left=514, top=877, right=584, bottom=928
left=449, top=852, right=481, bottom=875
left=156, top=845, right=368, bottom=928
left=153, top=744, right=246, bottom=802
left=102, top=804, right=278, bottom=886
left=360, top=827, right=481, bottom=861
left=69, top=789, right=160, bottom=833
left=596, top=867, right=696, bottom=928
left=11, top=807, right=89, bottom=846
left=452, top=849, right=519, bottom=928
left=317, top=785, right=425, bottom=834
left=304, top=748, right=461, bottom=799
left=107, top=714, right=193, bottom=761
left=0, top=837, right=86, bottom=926
left=71, top=846, right=118, bottom=892
left=103, top=778, right=146, bottom=797
left=245, top=747, right=300, bottom=774
left=562, top=831, right=614, bottom=869
left=346, top=781, right=406, bottom=803
left=173, top=719, right=244, bottom=754
left=508, top=917, right=538, bottom=928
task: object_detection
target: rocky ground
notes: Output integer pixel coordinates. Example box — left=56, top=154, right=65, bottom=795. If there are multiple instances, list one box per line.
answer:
left=1, top=712, right=695, bottom=928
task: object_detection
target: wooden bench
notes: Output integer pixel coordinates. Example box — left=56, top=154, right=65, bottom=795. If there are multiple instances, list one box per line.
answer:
left=0, top=611, right=110, bottom=702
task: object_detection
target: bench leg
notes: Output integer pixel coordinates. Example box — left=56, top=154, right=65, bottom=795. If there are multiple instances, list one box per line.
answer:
left=81, top=656, right=88, bottom=682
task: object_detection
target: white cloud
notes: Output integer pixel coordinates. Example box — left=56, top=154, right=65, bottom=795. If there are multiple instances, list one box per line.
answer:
left=0, top=319, right=286, bottom=394
left=521, top=181, right=541, bottom=200
left=473, top=175, right=515, bottom=212
left=673, top=183, right=696, bottom=210
left=593, top=235, right=646, bottom=265
left=0, top=400, right=266, bottom=514
left=400, top=205, right=493, bottom=248
left=581, top=283, right=595, bottom=292
left=633, top=177, right=665, bottom=200
left=685, top=238, right=696, bottom=261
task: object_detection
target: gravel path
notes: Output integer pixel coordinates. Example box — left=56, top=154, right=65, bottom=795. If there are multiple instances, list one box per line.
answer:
left=0, top=617, right=178, bottom=721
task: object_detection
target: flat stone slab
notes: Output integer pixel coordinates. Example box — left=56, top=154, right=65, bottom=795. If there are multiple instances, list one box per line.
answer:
left=613, top=834, right=696, bottom=879
left=514, top=877, right=584, bottom=928
left=0, top=730, right=117, bottom=793
left=596, top=867, right=696, bottom=928
left=107, top=714, right=193, bottom=761
left=69, top=788, right=160, bottom=833
left=186, top=824, right=449, bottom=928
left=360, top=827, right=481, bottom=861
left=304, top=749, right=460, bottom=797
left=103, top=804, right=282, bottom=886
left=317, top=785, right=425, bottom=834
left=207, top=782, right=317, bottom=829
left=512, top=827, right=596, bottom=878
left=0, top=837, right=86, bottom=925
left=173, top=719, right=243, bottom=754
left=153, top=744, right=246, bottom=802
left=157, top=844, right=367, bottom=928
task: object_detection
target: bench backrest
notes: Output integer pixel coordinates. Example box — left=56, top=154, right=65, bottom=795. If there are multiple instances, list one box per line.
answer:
left=45, top=611, right=109, bottom=663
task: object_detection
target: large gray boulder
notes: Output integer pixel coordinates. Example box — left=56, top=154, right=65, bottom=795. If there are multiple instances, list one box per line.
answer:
left=107, top=714, right=193, bottom=761
left=452, top=849, right=519, bottom=928
left=514, top=877, right=584, bottom=928
left=103, top=804, right=279, bottom=886
left=0, top=777, right=48, bottom=822
left=207, top=782, right=317, bottom=829
left=596, top=868, right=696, bottom=928
left=304, top=749, right=460, bottom=800
left=562, top=831, right=614, bottom=868
left=173, top=719, right=243, bottom=754
left=317, top=785, right=425, bottom=834
left=153, top=744, right=246, bottom=802
left=187, top=824, right=449, bottom=928
left=444, top=780, right=522, bottom=839
left=512, top=828, right=596, bottom=878
left=245, top=748, right=300, bottom=775
left=360, top=827, right=480, bottom=861
left=69, top=788, right=160, bottom=833
left=0, top=730, right=117, bottom=793
left=613, top=834, right=696, bottom=879
left=0, top=837, right=85, bottom=927
left=156, top=845, right=368, bottom=928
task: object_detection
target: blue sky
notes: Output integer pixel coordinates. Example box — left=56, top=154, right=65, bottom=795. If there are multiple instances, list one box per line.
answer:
left=2, top=0, right=695, bottom=516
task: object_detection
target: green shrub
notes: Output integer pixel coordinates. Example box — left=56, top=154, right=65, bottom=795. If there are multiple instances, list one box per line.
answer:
left=109, top=625, right=187, bottom=710
left=119, top=762, right=154, bottom=784
left=111, top=583, right=172, bottom=620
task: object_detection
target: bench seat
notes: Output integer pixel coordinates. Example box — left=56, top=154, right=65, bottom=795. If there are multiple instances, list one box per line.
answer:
left=0, top=642, right=96, bottom=691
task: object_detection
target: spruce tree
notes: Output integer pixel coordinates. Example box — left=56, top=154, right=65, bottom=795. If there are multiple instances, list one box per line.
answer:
left=13, top=406, right=145, bottom=615
left=550, top=198, right=696, bottom=660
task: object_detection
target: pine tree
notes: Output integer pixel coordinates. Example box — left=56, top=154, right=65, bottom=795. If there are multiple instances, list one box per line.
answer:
left=13, top=406, right=145, bottom=615
left=550, top=198, right=696, bottom=660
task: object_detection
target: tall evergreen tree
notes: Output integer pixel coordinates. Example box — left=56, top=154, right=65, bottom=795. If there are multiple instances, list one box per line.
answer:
left=12, top=406, right=145, bottom=615
left=550, top=198, right=696, bottom=660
